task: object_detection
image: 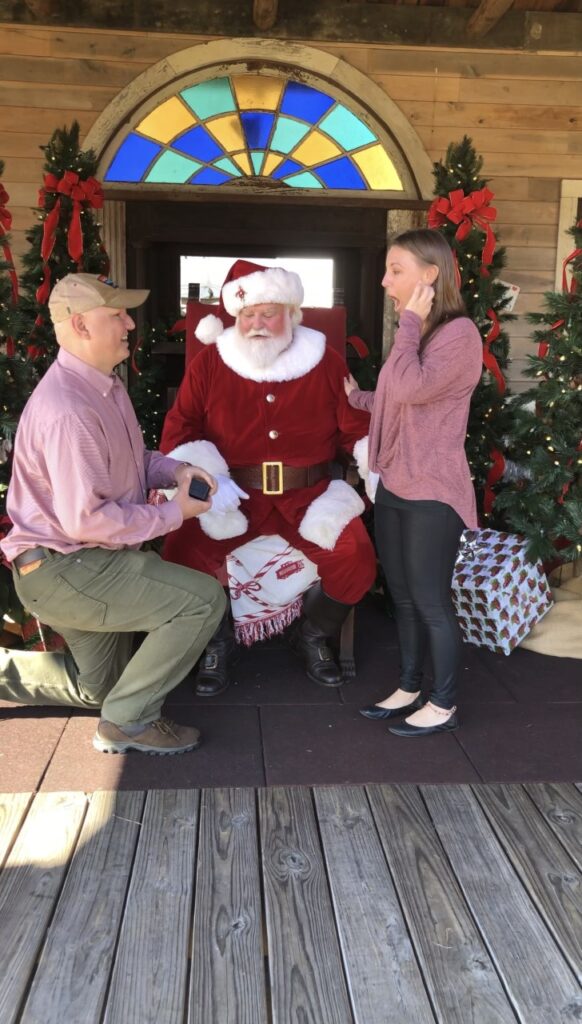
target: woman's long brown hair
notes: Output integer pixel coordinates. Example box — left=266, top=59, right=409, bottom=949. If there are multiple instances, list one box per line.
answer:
left=391, top=229, right=466, bottom=350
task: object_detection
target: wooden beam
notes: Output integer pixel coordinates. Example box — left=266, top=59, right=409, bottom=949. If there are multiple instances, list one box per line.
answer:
left=467, top=0, right=515, bottom=38
left=253, top=0, right=278, bottom=30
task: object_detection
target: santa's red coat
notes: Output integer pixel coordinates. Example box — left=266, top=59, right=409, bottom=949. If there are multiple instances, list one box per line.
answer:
left=160, top=326, right=376, bottom=603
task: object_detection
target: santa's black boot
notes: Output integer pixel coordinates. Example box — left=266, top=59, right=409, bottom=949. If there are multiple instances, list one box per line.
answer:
left=195, top=604, right=238, bottom=697
left=291, top=583, right=352, bottom=687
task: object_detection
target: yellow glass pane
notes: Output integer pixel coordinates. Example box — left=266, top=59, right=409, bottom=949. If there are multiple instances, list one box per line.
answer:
left=292, top=130, right=341, bottom=167
left=206, top=114, right=245, bottom=150
left=136, top=97, right=195, bottom=144
left=263, top=152, right=284, bottom=176
left=352, top=145, right=403, bottom=190
left=232, top=151, right=252, bottom=175
left=233, top=75, right=283, bottom=111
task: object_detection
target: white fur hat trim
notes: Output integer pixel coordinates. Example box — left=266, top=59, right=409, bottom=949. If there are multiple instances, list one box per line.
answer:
left=298, top=480, right=365, bottom=551
left=222, top=267, right=303, bottom=317
left=195, top=313, right=224, bottom=345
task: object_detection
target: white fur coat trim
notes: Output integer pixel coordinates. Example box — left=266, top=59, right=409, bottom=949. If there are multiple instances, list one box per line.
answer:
left=298, top=480, right=365, bottom=551
left=352, top=436, right=378, bottom=501
left=165, top=440, right=249, bottom=541
left=216, top=324, right=326, bottom=382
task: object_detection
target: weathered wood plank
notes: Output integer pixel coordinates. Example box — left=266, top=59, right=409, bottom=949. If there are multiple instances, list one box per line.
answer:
left=259, top=786, right=353, bottom=1024
left=0, top=793, right=32, bottom=867
left=189, top=788, right=268, bottom=1024
left=403, top=100, right=582, bottom=132
left=0, top=82, right=117, bottom=111
left=0, top=108, right=96, bottom=134
left=19, top=791, right=144, bottom=1024
left=525, top=783, right=582, bottom=873
left=423, top=784, right=582, bottom=1023
left=0, top=55, right=151, bottom=89
left=103, top=789, right=200, bottom=1024
left=467, top=0, right=518, bottom=39
left=474, top=784, right=582, bottom=985
left=0, top=792, right=87, bottom=1024
left=367, top=784, right=513, bottom=1023
left=314, top=785, right=436, bottom=1024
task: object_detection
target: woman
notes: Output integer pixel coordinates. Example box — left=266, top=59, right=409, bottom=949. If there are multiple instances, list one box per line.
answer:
left=345, top=229, right=482, bottom=736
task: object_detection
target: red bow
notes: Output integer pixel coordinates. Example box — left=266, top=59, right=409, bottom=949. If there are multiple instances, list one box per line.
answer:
left=483, top=448, right=506, bottom=517
left=0, top=183, right=19, bottom=309
left=230, top=579, right=261, bottom=601
left=428, top=187, right=497, bottom=273
left=36, top=171, right=104, bottom=306
left=482, top=307, right=506, bottom=395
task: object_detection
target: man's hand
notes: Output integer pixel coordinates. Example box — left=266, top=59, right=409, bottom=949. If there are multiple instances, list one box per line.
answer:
left=172, top=468, right=216, bottom=520
left=344, top=373, right=359, bottom=397
left=405, top=282, right=435, bottom=321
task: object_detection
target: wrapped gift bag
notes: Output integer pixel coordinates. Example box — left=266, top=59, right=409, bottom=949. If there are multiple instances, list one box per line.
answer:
left=452, top=529, right=554, bottom=655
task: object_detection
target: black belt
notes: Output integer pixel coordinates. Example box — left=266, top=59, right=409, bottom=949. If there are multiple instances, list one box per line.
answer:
left=230, top=461, right=332, bottom=496
left=13, top=546, right=51, bottom=570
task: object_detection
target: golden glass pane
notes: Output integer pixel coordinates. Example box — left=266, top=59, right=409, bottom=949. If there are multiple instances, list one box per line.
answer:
left=233, top=75, right=283, bottom=111
left=352, top=145, right=403, bottom=190
left=263, top=152, right=284, bottom=176
left=206, top=114, right=245, bottom=151
left=136, top=97, right=195, bottom=144
left=292, top=130, right=341, bottom=168
left=232, top=151, right=252, bottom=175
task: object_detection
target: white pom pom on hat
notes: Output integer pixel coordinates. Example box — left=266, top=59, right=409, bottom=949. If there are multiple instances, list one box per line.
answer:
left=194, top=259, right=304, bottom=345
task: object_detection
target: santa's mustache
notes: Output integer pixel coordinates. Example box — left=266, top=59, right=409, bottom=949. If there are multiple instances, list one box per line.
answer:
left=247, top=329, right=271, bottom=338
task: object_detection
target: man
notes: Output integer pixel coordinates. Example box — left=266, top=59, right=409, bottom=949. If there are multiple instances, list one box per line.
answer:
left=161, top=260, right=376, bottom=696
left=0, top=273, right=225, bottom=755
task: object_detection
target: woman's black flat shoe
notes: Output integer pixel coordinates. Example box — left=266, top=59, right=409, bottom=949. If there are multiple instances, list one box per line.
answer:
left=359, top=696, right=423, bottom=720
left=388, top=713, right=459, bottom=737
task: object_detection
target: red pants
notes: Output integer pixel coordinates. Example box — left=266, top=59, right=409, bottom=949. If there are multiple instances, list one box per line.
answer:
left=163, top=507, right=376, bottom=605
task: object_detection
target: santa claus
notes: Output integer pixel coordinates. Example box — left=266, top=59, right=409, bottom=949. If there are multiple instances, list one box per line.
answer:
left=160, top=259, right=376, bottom=695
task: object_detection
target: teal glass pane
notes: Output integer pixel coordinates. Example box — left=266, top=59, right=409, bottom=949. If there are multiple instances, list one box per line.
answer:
left=319, top=104, right=377, bottom=150
left=316, top=156, right=366, bottom=190
left=251, top=151, right=264, bottom=174
left=104, top=134, right=160, bottom=182
left=283, top=171, right=323, bottom=189
left=145, top=151, right=201, bottom=183
left=270, top=117, right=310, bottom=154
left=242, top=112, right=274, bottom=149
left=180, top=78, right=235, bottom=119
left=280, top=82, right=334, bottom=124
left=215, top=157, right=242, bottom=177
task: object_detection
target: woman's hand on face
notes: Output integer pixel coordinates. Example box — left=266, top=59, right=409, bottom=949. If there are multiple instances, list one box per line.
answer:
left=405, top=281, right=435, bottom=321
left=344, top=373, right=359, bottom=397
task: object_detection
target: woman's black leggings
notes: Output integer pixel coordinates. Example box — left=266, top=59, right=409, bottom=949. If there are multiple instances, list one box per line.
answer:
left=374, top=486, right=464, bottom=710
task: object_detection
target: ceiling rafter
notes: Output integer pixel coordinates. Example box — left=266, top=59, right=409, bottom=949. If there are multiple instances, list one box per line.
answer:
left=466, top=0, right=516, bottom=38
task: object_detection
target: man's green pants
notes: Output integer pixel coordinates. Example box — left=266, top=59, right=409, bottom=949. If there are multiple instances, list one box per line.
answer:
left=1, top=546, right=226, bottom=726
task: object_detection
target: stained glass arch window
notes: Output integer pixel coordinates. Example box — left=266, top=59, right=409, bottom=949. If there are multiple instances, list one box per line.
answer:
left=103, top=75, right=404, bottom=192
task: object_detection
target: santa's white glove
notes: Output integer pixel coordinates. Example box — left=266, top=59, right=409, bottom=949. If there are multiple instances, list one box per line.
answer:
left=210, top=474, right=250, bottom=514
left=367, top=470, right=380, bottom=502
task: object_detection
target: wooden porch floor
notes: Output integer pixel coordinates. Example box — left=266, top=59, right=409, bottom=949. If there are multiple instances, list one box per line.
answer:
left=1, top=782, right=581, bottom=1024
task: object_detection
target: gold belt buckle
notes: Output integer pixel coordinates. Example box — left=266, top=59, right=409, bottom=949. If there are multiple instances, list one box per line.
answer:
left=262, top=461, right=283, bottom=495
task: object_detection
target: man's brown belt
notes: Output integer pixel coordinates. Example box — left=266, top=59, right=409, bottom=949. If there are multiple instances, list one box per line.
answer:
left=230, top=461, right=332, bottom=496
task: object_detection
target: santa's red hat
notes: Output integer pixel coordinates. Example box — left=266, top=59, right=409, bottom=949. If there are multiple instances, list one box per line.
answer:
left=195, top=259, right=304, bottom=345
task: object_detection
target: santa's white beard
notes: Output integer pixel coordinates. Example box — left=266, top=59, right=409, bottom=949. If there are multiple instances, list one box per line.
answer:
left=230, top=322, right=293, bottom=369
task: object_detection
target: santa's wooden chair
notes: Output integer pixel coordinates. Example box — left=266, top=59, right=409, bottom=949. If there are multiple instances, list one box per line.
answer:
left=177, top=297, right=369, bottom=676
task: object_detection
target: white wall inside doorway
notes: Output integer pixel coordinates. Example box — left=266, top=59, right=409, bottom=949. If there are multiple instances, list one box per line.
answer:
left=180, top=255, right=334, bottom=313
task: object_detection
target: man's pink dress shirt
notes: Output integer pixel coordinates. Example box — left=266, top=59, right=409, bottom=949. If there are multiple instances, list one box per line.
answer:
left=349, top=310, right=482, bottom=528
left=1, top=348, right=183, bottom=561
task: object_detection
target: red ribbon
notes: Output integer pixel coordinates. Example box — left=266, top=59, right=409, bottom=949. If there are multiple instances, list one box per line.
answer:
left=428, top=187, right=497, bottom=272
left=561, top=221, right=582, bottom=294
left=483, top=448, right=506, bottom=517
left=36, top=170, right=104, bottom=306
left=482, top=307, right=506, bottom=395
left=538, top=318, right=565, bottom=359
left=0, top=184, right=19, bottom=307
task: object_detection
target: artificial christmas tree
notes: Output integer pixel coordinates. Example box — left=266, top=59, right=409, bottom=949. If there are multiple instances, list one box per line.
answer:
left=428, top=136, right=515, bottom=524
left=18, top=121, right=108, bottom=374
left=130, top=322, right=179, bottom=449
left=495, top=220, right=582, bottom=565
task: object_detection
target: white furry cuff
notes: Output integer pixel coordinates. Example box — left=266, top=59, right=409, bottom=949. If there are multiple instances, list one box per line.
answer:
left=298, top=480, right=365, bottom=551
left=352, top=436, right=378, bottom=501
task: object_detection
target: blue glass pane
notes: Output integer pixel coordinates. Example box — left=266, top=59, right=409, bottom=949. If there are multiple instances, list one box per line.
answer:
left=241, top=112, right=274, bottom=149
left=180, top=78, right=235, bottom=119
left=190, top=167, right=230, bottom=185
left=319, top=105, right=376, bottom=150
left=104, top=134, right=161, bottom=182
left=173, top=126, right=223, bottom=162
left=315, top=156, right=367, bottom=190
left=270, top=117, right=310, bottom=154
left=280, top=82, right=335, bottom=124
left=271, top=158, right=302, bottom=180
